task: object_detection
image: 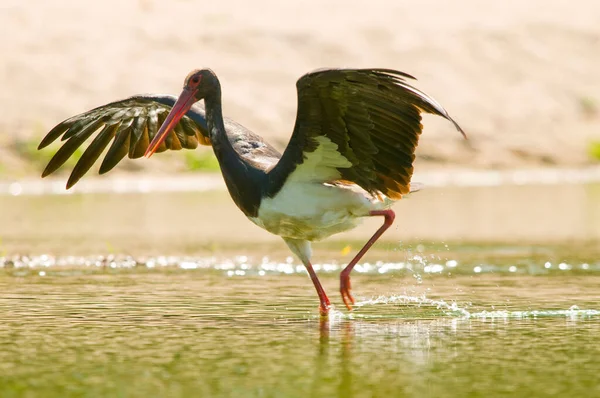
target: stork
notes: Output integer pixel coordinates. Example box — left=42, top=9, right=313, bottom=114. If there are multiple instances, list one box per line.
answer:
left=39, top=68, right=465, bottom=315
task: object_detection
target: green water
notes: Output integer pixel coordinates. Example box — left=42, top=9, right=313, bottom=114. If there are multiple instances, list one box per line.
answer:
left=1, top=262, right=599, bottom=397
left=1, top=185, right=599, bottom=397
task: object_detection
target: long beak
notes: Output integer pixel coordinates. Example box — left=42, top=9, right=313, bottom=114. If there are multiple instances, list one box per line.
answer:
left=145, top=88, right=197, bottom=158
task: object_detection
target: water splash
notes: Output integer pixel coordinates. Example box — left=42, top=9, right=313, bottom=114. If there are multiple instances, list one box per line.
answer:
left=353, top=294, right=470, bottom=317
left=466, top=305, right=600, bottom=319
left=351, top=296, right=600, bottom=320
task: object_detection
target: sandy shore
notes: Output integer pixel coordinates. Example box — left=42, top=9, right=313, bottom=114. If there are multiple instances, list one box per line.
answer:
left=1, top=0, right=600, bottom=177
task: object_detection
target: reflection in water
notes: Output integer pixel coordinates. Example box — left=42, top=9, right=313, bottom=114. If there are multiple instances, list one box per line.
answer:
left=0, top=269, right=599, bottom=397
left=314, top=318, right=355, bottom=397
left=338, top=321, right=353, bottom=398
left=313, top=314, right=600, bottom=398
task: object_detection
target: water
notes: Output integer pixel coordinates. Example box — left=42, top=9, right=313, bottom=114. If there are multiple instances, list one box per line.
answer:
left=1, top=181, right=599, bottom=396
left=1, top=256, right=599, bottom=397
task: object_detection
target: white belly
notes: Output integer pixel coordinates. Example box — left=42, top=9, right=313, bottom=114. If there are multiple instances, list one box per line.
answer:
left=249, top=181, right=388, bottom=241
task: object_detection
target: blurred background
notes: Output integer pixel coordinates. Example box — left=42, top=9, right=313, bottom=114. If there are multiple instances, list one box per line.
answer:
left=1, top=3, right=599, bottom=395
left=0, top=0, right=599, bottom=252
left=2, top=0, right=600, bottom=172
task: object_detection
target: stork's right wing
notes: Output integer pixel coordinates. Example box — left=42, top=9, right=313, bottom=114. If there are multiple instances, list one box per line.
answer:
left=38, top=95, right=211, bottom=188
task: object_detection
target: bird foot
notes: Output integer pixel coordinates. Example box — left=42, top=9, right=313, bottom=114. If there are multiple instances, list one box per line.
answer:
left=340, top=272, right=355, bottom=311
left=319, top=303, right=332, bottom=317
left=318, top=294, right=332, bottom=317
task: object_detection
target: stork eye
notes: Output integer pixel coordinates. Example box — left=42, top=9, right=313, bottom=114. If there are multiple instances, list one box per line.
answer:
left=190, top=76, right=201, bottom=85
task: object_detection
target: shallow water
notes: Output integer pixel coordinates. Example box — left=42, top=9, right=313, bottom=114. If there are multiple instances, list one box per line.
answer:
left=1, top=258, right=600, bottom=397
left=1, top=182, right=599, bottom=396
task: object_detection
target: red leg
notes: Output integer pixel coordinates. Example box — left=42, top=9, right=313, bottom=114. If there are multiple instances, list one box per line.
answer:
left=305, top=261, right=331, bottom=316
left=340, top=209, right=395, bottom=310
left=283, top=238, right=331, bottom=316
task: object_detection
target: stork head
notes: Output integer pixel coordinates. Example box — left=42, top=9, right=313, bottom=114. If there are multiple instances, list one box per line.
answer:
left=145, top=68, right=219, bottom=157
left=183, top=69, right=221, bottom=102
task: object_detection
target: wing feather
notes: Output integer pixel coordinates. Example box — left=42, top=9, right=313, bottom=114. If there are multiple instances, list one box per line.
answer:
left=99, top=122, right=133, bottom=174
left=38, top=95, right=211, bottom=186
left=39, top=94, right=283, bottom=188
left=66, top=122, right=121, bottom=188
left=267, top=68, right=465, bottom=199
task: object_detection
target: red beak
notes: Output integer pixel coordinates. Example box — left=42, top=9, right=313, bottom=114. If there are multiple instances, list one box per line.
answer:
left=145, top=88, right=198, bottom=158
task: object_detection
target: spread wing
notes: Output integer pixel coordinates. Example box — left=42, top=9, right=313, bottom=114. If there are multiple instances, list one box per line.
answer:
left=267, top=68, right=465, bottom=199
left=38, top=95, right=211, bottom=189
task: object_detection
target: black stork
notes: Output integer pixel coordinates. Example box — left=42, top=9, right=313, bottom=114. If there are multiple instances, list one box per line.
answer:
left=38, top=68, right=465, bottom=316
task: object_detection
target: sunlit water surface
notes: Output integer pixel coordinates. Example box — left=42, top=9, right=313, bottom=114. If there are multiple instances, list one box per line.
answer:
left=1, top=182, right=599, bottom=396
left=1, top=256, right=599, bottom=397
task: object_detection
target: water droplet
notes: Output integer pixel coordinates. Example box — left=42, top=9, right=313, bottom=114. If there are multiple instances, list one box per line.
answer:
left=473, top=266, right=482, bottom=273
left=424, top=264, right=444, bottom=273
left=509, top=266, right=517, bottom=272
left=180, top=261, right=197, bottom=270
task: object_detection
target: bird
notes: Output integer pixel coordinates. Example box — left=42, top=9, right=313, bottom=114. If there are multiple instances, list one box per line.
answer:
left=38, top=68, right=465, bottom=316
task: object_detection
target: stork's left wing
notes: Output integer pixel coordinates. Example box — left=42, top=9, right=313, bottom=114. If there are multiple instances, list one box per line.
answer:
left=267, top=68, right=465, bottom=199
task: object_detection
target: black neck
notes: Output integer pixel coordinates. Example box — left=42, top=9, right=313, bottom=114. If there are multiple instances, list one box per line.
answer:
left=204, top=84, right=228, bottom=149
left=203, top=86, right=266, bottom=218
